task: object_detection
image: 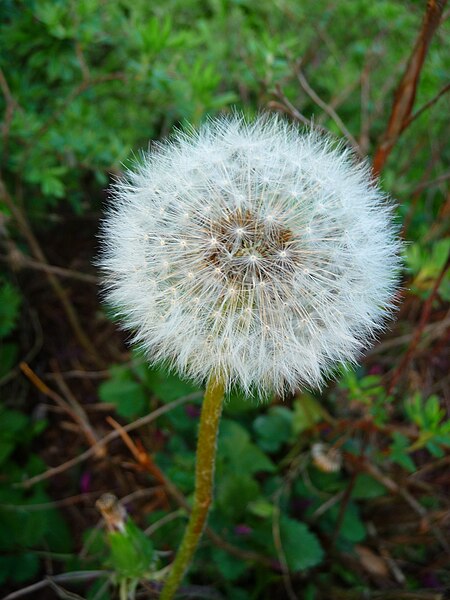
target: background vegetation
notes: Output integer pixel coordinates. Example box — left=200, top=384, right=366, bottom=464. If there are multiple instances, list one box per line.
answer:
left=1, top=0, right=449, bottom=598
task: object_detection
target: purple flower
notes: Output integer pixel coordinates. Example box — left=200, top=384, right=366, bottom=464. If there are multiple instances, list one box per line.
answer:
left=234, top=524, right=253, bottom=536
left=185, top=404, right=201, bottom=419
left=80, top=471, right=91, bottom=494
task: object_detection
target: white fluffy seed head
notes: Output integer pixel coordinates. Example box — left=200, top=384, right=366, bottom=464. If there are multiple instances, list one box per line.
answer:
left=99, top=113, right=402, bottom=396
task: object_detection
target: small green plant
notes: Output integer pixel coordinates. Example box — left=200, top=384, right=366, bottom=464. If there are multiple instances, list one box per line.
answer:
left=0, top=404, right=72, bottom=585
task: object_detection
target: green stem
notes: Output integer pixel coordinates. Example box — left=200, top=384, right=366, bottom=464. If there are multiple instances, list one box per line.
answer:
left=160, top=372, right=226, bottom=600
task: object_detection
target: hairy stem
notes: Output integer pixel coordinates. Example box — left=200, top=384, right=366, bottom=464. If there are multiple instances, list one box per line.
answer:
left=160, top=372, right=226, bottom=600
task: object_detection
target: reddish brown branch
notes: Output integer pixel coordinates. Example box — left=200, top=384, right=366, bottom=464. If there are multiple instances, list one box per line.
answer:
left=373, top=0, right=447, bottom=175
left=388, top=256, right=450, bottom=394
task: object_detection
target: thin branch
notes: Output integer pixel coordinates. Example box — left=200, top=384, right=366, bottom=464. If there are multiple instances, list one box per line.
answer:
left=359, top=58, right=372, bottom=154
left=272, top=492, right=298, bottom=600
left=373, top=0, right=448, bottom=175
left=17, top=393, right=201, bottom=488
left=109, top=416, right=275, bottom=569
left=3, top=571, right=110, bottom=600
left=412, top=170, right=450, bottom=193
left=402, top=81, right=450, bottom=131
left=388, top=256, right=450, bottom=393
left=43, top=369, right=110, bottom=380
left=368, top=313, right=450, bottom=355
left=0, top=252, right=98, bottom=283
left=296, top=68, right=362, bottom=154
left=269, top=88, right=314, bottom=127
left=351, top=457, right=450, bottom=553
left=269, top=86, right=331, bottom=135
left=144, top=510, right=184, bottom=536
left=0, top=177, right=103, bottom=364
left=0, top=67, right=22, bottom=168
left=20, top=362, right=103, bottom=453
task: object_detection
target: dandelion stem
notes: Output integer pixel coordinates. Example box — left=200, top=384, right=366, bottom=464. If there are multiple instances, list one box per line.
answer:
left=160, top=372, right=226, bottom=600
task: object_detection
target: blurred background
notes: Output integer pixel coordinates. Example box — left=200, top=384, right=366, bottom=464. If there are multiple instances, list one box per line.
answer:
left=0, top=1, right=449, bottom=598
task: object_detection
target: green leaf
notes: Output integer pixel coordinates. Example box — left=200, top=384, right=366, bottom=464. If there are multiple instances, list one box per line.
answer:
left=426, top=440, right=445, bottom=458
left=248, top=498, right=274, bottom=518
left=292, top=395, right=326, bottom=434
left=352, top=474, right=387, bottom=499
left=0, top=553, right=40, bottom=584
left=98, top=367, right=148, bottom=419
left=216, top=472, right=260, bottom=520
left=279, top=516, right=324, bottom=571
left=0, top=441, right=14, bottom=465
left=389, top=432, right=416, bottom=473
left=86, top=577, right=111, bottom=600
left=0, top=407, right=29, bottom=438
left=328, top=503, right=366, bottom=543
left=253, top=406, right=293, bottom=453
left=210, top=547, right=247, bottom=581
left=239, top=443, right=276, bottom=474
left=0, top=343, right=18, bottom=378
left=143, top=364, right=200, bottom=402
left=219, top=420, right=275, bottom=474
left=0, top=282, right=22, bottom=337
left=108, top=519, right=155, bottom=579
left=224, top=390, right=260, bottom=415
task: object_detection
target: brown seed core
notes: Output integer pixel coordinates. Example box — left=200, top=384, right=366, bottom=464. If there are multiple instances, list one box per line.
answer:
left=203, top=208, right=299, bottom=288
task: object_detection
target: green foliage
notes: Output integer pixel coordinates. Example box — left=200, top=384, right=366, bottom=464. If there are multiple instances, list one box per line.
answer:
left=0, top=342, right=19, bottom=379
left=279, top=516, right=324, bottom=571
left=0, top=279, right=22, bottom=337
left=406, top=238, right=450, bottom=300
left=0, top=403, right=72, bottom=585
left=339, top=371, right=392, bottom=426
left=1, top=0, right=449, bottom=596
left=254, top=406, right=293, bottom=453
left=341, top=372, right=450, bottom=470
left=405, top=393, right=450, bottom=457
left=99, top=364, right=149, bottom=419
left=292, top=394, right=328, bottom=434
left=217, top=420, right=275, bottom=520
left=351, top=474, right=387, bottom=499
left=389, top=431, right=416, bottom=472
left=218, top=419, right=276, bottom=476
left=98, top=353, right=200, bottom=418
left=108, top=520, right=155, bottom=581
left=210, top=547, right=248, bottom=582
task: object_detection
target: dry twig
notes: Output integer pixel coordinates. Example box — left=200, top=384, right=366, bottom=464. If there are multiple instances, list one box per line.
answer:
left=107, top=416, right=275, bottom=568
left=20, top=362, right=103, bottom=454
left=17, top=393, right=201, bottom=488
left=296, top=67, right=362, bottom=154
left=0, top=177, right=103, bottom=364
left=388, top=257, right=450, bottom=393
left=0, top=252, right=98, bottom=283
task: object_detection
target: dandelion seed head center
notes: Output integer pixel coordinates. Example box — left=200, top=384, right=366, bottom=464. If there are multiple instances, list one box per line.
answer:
left=200, top=209, right=299, bottom=290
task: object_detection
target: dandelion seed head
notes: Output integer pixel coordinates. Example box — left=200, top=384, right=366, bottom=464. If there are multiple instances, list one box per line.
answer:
left=100, top=113, right=402, bottom=395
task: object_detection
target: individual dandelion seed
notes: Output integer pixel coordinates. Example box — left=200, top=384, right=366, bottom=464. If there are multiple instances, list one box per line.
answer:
left=100, top=113, right=401, bottom=396
left=311, top=442, right=343, bottom=473
left=98, top=112, right=402, bottom=599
